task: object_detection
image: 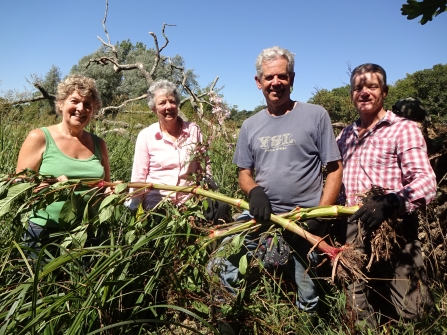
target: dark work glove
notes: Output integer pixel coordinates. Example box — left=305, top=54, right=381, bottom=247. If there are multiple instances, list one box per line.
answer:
left=248, top=186, right=271, bottom=222
left=348, top=193, right=401, bottom=229
left=305, top=218, right=327, bottom=237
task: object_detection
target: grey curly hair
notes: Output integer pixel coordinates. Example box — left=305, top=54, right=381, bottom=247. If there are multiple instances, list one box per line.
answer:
left=147, top=79, right=181, bottom=110
left=56, top=75, right=102, bottom=114
left=255, top=46, right=295, bottom=78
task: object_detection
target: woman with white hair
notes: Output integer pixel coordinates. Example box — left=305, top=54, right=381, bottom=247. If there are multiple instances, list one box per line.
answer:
left=127, top=79, right=229, bottom=223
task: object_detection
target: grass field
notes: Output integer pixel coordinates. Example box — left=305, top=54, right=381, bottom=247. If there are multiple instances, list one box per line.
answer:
left=0, top=101, right=446, bottom=334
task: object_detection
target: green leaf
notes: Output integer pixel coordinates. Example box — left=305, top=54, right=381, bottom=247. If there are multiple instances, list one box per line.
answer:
left=114, top=182, right=128, bottom=194
left=239, top=254, right=248, bottom=275
left=192, top=300, right=209, bottom=314
left=202, top=198, right=209, bottom=211
left=99, top=206, right=114, bottom=224
left=136, top=203, right=145, bottom=221
left=0, top=181, right=10, bottom=199
left=231, top=235, right=241, bottom=248
left=72, top=228, right=88, bottom=248
left=98, top=195, right=119, bottom=223
left=0, top=183, right=33, bottom=218
left=125, top=230, right=136, bottom=244
left=59, top=198, right=77, bottom=227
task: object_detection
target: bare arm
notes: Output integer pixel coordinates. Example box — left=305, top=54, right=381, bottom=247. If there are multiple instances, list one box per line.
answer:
left=99, top=138, right=111, bottom=182
left=238, top=168, right=258, bottom=196
left=16, top=129, right=46, bottom=174
left=319, top=160, right=343, bottom=206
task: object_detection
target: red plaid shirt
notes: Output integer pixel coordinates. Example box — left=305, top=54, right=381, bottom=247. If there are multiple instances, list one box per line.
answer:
left=336, top=111, right=436, bottom=212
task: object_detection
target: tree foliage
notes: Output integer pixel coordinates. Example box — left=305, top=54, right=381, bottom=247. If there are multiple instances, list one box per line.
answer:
left=411, top=63, right=447, bottom=121
left=308, top=85, right=356, bottom=123
left=70, top=40, right=198, bottom=107
left=41, top=64, right=62, bottom=95
left=401, top=0, right=447, bottom=24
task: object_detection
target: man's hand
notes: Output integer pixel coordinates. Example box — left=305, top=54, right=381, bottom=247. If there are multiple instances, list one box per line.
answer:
left=348, top=193, right=400, bottom=229
left=248, top=186, right=271, bottom=222
left=305, top=218, right=327, bottom=237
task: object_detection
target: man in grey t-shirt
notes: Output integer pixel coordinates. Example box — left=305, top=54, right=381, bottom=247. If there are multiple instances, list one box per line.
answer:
left=211, top=46, right=342, bottom=333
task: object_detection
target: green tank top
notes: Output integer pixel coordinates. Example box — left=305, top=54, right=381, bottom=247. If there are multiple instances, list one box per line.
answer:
left=30, top=127, right=105, bottom=227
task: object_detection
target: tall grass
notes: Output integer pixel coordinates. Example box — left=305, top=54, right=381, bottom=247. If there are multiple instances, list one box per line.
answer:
left=0, top=101, right=446, bottom=334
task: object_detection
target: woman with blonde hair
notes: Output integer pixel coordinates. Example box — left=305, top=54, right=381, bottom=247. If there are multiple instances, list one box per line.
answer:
left=16, top=74, right=110, bottom=256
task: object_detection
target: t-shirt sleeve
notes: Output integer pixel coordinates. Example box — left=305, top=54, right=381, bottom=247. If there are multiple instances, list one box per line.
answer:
left=318, top=110, right=341, bottom=165
left=232, top=121, right=254, bottom=169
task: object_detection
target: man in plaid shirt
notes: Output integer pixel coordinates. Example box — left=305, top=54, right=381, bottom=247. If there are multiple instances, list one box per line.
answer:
left=335, top=63, right=437, bottom=328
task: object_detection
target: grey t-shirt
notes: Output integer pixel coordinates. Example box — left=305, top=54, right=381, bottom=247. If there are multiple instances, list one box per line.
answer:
left=233, top=102, right=340, bottom=213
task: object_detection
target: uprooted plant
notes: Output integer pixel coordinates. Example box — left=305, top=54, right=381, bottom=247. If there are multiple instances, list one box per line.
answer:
left=354, top=185, right=408, bottom=271
left=0, top=173, right=368, bottom=283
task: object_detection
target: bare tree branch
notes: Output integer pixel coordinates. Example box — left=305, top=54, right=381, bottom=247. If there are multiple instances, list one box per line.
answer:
left=159, top=23, right=175, bottom=54
left=97, top=94, right=148, bottom=117
left=7, top=0, right=225, bottom=128
left=102, top=0, right=112, bottom=46
left=147, top=24, right=174, bottom=78
left=9, top=76, right=56, bottom=106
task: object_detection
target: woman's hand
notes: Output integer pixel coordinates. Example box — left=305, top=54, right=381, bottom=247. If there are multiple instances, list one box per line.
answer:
left=34, top=175, right=68, bottom=193
left=104, top=180, right=123, bottom=195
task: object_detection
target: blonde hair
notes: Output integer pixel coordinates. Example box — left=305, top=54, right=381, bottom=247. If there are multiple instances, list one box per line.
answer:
left=56, top=75, right=102, bottom=114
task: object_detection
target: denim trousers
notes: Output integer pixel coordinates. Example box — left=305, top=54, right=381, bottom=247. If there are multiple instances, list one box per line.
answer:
left=24, top=221, right=59, bottom=260
left=208, top=211, right=319, bottom=313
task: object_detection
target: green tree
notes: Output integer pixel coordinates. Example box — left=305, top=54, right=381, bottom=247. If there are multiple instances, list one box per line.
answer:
left=253, top=104, right=267, bottom=113
left=308, top=85, right=356, bottom=123
left=412, top=63, right=447, bottom=122
left=401, top=0, right=447, bottom=24
left=384, top=75, right=417, bottom=110
left=118, top=45, right=198, bottom=98
left=70, top=46, right=123, bottom=106
left=42, top=64, right=62, bottom=95
left=70, top=40, right=198, bottom=107
left=31, top=65, right=62, bottom=116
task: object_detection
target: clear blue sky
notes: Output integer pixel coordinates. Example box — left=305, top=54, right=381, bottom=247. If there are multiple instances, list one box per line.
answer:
left=1, top=0, right=446, bottom=111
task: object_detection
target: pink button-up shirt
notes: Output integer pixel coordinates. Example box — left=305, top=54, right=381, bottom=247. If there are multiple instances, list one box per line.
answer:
left=129, top=119, right=208, bottom=210
left=336, top=111, right=436, bottom=212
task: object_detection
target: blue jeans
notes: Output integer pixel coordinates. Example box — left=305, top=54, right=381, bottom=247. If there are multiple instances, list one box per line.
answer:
left=208, top=210, right=319, bottom=312
left=24, top=221, right=59, bottom=260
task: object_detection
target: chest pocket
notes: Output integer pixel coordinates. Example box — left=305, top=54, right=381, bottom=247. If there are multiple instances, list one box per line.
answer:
left=363, top=138, right=397, bottom=167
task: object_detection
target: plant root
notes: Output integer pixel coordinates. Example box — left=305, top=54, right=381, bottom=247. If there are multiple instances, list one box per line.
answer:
left=330, top=243, right=367, bottom=283
left=357, top=185, right=406, bottom=272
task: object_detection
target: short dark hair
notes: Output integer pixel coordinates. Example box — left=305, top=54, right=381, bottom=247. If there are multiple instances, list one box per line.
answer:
left=350, top=63, right=387, bottom=90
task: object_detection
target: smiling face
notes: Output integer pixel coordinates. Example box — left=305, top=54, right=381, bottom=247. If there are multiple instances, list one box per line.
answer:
left=255, top=57, right=295, bottom=109
left=58, top=90, right=94, bottom=129
left=351, top=71, right=388, bottom=116
left=152, top=91, right=179, bottom=127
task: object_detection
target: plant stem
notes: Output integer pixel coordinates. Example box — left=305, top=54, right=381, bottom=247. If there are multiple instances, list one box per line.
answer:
left=84, top=180, right=355, bottom=260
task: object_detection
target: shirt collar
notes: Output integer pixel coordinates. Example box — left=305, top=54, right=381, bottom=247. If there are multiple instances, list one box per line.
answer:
left=352, top=110, right=394, bottom=129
